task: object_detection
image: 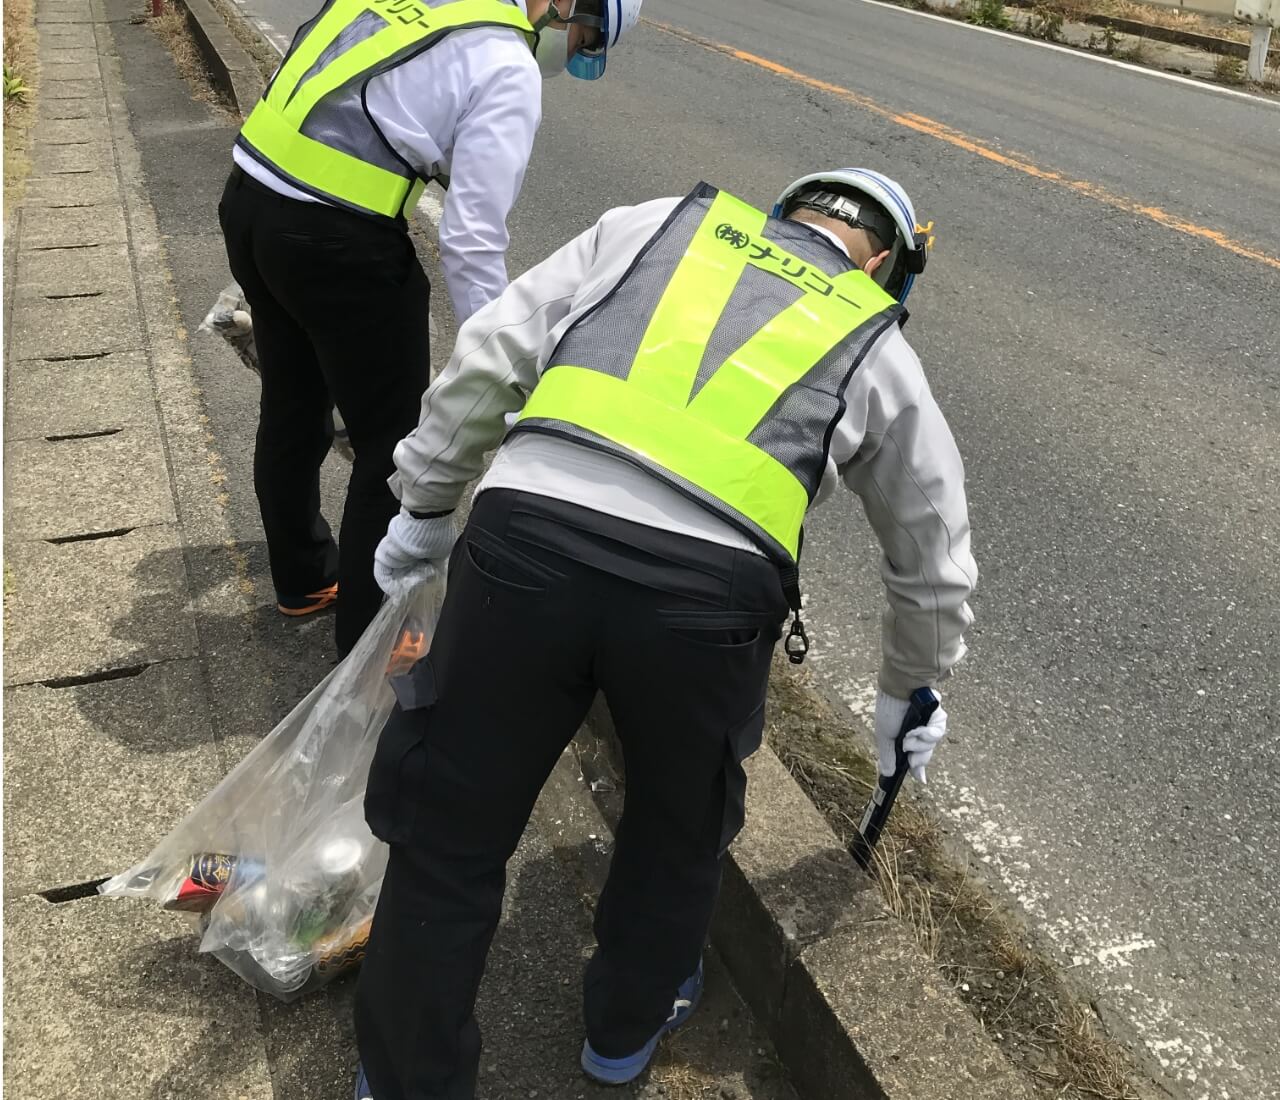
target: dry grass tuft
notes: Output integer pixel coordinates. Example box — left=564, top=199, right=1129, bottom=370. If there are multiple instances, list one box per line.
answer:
left=992, top=933, right=1038, bottom=976
left=648, top=1040, right=726, bottom=1099
left=149, top=3, right=221, bottom=106
left=1044, top=1003, right=1145, bottom=1099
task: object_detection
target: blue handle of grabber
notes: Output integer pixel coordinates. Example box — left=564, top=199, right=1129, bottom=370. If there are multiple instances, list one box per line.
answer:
left=850, top=686, right=939, bottom=871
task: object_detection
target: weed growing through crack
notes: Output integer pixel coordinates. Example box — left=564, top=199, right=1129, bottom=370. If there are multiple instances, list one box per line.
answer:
left=1213, top=53, right=1246, bottom=83
left=1026, top=4, right=1066, bottom=41
left=967, top=0, right=1013, bottom=30
left=1116, top=34, right=1152, bottom=62
left=1088, top=23, right=1122, bottom=53
left=4, top=63, right=30, bottom=103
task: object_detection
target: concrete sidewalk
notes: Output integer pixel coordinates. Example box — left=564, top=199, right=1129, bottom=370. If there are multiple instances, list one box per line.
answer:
left=1, top=3, right=798, bottom=1097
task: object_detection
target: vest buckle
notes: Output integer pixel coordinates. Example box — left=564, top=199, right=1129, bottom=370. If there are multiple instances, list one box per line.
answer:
left=784, top=614, right=809, bottom=664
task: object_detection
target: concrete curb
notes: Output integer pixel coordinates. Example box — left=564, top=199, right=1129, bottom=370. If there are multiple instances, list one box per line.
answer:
left=579, top=699, right=1036, bottom=1100
left=1003, top=0, right=1279, bottom=63
left=171, top=0, right=261, bottom=115
left=1078, top=14, right=1278, bottom=63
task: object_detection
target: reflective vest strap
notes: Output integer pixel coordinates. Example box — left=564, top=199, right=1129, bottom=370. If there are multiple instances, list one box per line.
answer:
left=240, top=101, right=414, bottom=216
left=267, top=0, right=367, bottom=110
left=405, top=175, right=426, bottom=209
left=523, top=366, right=809, bottom=560
left=281, top=20, right=409, bottom=124
left=689, top=267, right=882, bottom=438
left=627, top=192, right=765, bottom=407
left=271, top=0, right=534, bottom=119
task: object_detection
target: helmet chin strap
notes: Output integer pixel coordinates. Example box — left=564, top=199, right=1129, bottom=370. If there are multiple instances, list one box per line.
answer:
left=532, top=0, right=603, bottom=32
left=531, top=0, right=566, bottom=32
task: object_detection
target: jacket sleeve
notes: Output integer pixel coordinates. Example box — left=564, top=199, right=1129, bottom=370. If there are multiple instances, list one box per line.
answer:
left=437, top=54, right=542, bottom=321
left=838, top=329, right=978, bottom=698
left=389, top=218, right=602, bottom=515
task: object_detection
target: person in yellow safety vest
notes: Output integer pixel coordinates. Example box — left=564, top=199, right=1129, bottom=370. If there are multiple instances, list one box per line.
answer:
left=356, top=168, right=978, bottom=1098
left=217, top=0, right=641, bottom=658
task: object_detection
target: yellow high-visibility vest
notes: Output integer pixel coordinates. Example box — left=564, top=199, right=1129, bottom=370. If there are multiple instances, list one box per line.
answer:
left=517, top=185, right=903, bottom=563
left=238, top=0, right=533, bottom=220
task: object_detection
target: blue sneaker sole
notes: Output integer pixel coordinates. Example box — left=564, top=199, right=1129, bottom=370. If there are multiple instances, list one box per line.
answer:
left=580, top=968, right=704, bottom=1085
left=353, top=1064, right=372, bottom=1100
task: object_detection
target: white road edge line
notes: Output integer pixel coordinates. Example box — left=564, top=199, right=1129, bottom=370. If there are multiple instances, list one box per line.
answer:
left=854, top=0, right=1280, bottom=109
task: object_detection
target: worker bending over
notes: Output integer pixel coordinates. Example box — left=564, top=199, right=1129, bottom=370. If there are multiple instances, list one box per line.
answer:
left=358, top=166, right=978, bottom=1099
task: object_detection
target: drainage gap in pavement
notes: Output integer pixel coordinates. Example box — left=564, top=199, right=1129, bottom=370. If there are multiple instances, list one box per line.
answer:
left=40, top=878, right=110, bottom=903
left=39, top=664, right=152, bottom=690
left=46, top=527, right=135, bottom=545
left=45, top=427, right=122, bottom=442
left=42, top=351, right=109, bottom=362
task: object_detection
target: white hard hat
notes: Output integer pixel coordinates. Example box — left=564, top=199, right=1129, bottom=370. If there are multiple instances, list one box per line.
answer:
left=772, top=167, right=931, bottom=303
left=566, top=0, right=642, bottom=79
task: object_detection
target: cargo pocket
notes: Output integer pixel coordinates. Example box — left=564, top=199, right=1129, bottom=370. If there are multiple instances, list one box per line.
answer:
left=718, top=699, right=767, bottom=854
left=364, top=699, right=431, bottom=846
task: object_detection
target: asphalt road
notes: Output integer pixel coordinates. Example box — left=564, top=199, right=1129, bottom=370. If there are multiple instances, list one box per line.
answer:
left=221, top=1, right=1280, bottom=1095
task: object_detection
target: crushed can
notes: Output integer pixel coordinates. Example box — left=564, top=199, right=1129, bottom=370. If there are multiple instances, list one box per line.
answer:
left=164, top=853, right=265, bottom=913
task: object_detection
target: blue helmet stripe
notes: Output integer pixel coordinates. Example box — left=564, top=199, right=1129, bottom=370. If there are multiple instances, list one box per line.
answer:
left=842, top=167, right=914, bottom=228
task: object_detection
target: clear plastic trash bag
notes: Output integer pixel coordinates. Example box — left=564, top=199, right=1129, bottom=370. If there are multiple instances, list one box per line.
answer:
left=99, top=579, right=444, bottom=1001
left=199, top=281, right=260, bottom=375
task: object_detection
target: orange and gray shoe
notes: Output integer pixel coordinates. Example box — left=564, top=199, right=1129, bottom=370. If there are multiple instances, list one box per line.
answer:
left=276, top=582, right=338, bottom=617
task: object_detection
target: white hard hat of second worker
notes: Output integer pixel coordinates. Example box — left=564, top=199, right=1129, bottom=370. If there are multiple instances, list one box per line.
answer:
left=532, top=0, right=644, bottom=80
left=773, top=168, right=933, bottom=304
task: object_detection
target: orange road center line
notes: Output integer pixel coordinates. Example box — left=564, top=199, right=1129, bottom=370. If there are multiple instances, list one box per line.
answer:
left=646, top=19, right=1280, bottom=274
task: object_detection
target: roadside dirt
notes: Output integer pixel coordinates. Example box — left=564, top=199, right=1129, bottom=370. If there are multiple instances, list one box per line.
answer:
left=4, top=0, right=38, bottom=214
left=764, top=657, right=1167, bottom=1100
left=909, top=0, right=1278, bottom=93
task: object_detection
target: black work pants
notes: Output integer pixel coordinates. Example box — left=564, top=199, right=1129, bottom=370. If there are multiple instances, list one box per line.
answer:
left=218, top=168, right=431, bottom=656
left=355, top=490, right=787, bottom=1100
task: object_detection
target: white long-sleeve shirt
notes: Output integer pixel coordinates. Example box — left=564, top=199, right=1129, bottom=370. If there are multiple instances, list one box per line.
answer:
left=233, top=0, right=541, bottom=322
left=391, top=197, right=978, bottom=696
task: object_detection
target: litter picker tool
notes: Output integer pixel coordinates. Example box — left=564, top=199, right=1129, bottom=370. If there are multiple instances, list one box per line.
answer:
left=850, top=686, right=939, bottom=871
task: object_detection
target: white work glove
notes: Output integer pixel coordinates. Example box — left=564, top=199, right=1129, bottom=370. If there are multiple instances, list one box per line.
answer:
left=873, top=690, right=948, bottom=785
left=374, top=510, right=457, bottom=600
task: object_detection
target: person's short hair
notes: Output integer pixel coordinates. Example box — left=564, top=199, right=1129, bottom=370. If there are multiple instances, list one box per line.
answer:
left=785, top=183, right=895, bottom=254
